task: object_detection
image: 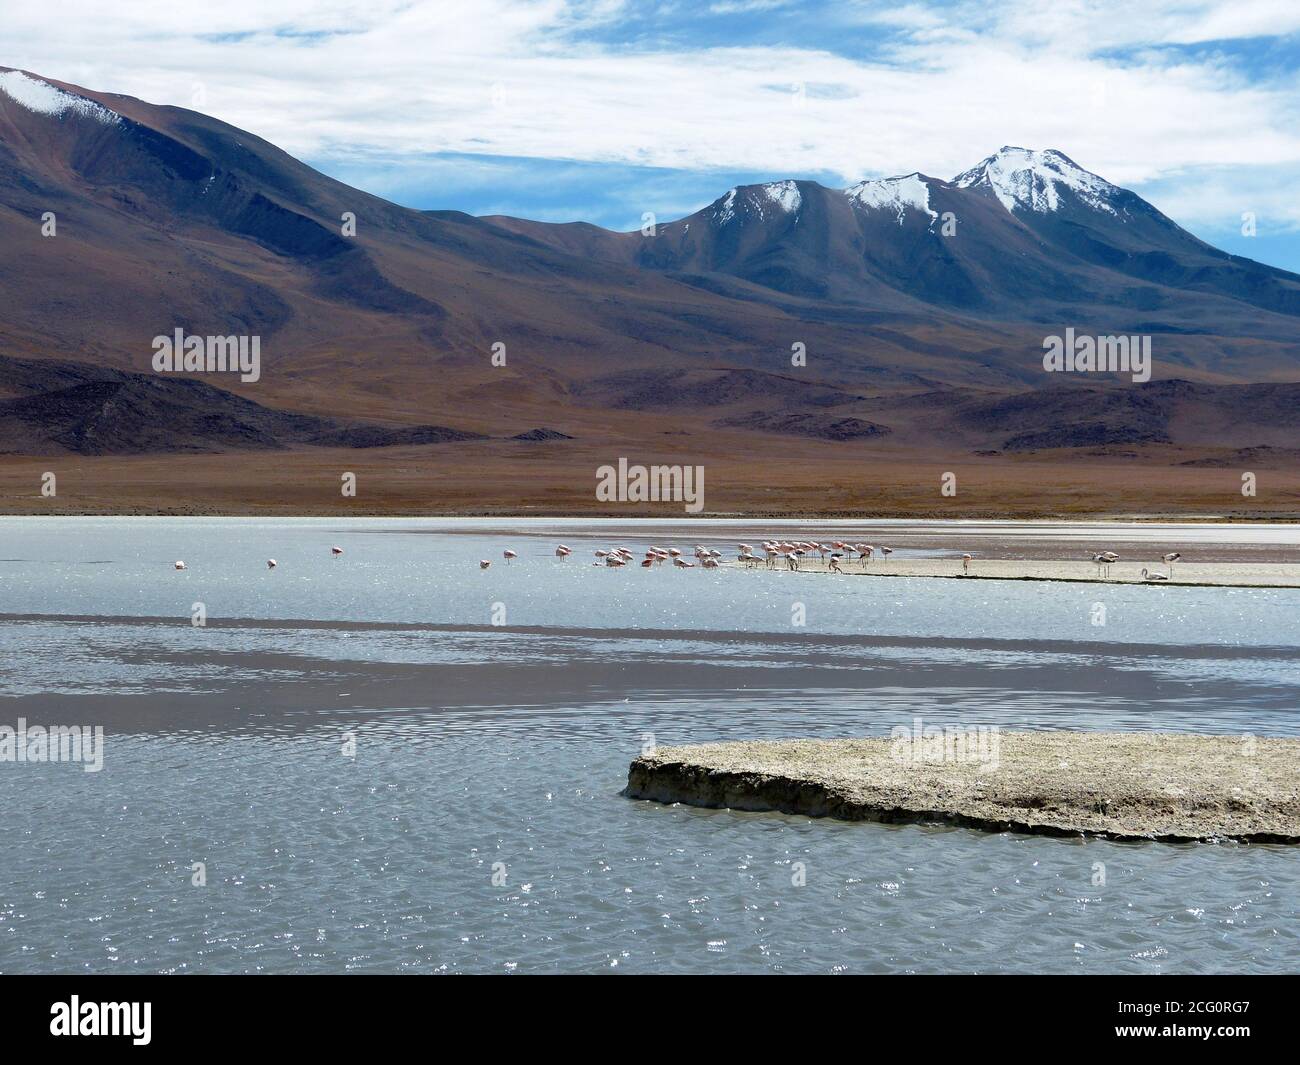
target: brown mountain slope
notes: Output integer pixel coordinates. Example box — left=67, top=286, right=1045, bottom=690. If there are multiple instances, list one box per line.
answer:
left=0, top=70, right=1298, bottom=515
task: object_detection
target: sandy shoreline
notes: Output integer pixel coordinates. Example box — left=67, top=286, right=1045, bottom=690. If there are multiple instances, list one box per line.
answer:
left=626, top=732, right=1300, bottom=842
left=728, top=557, right=1300, bottom=587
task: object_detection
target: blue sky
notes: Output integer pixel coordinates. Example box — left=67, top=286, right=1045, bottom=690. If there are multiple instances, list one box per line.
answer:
left=8, top=0, right=1300, bottom=270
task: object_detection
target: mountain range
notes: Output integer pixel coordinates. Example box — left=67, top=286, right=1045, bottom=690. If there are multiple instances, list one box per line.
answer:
left=0, top=67, right=1297, bottom=514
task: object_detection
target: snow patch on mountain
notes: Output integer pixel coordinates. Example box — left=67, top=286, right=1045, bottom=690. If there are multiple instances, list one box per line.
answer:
left=762, top=179, right=801, bottom=214
left=845, top=173, right=938, bottom=226
left=953, top=147, right=1120, bottom=216
left=0, top=71, right=119, bottom=124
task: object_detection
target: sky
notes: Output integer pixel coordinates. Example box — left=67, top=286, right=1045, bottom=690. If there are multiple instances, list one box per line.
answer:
left=6, top=0, right=1300, bottom=270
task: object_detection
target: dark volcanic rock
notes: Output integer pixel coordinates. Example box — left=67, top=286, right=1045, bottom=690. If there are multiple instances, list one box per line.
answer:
left=307, top=424, right=487, bottom=448
left=0, top=373, right=333, bottom=455
left=511, top=427, right=573, bottom=441
left=717, top=410, right=892, bottom=440
left=0, top=353, right=479, bottom=455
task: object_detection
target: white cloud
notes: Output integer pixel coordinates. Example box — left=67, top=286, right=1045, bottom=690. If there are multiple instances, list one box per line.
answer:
left=4, top=0, right=1299, bottom=229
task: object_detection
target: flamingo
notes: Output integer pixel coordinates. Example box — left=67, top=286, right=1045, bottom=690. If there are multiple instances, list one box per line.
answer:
left=331, top=546, right=343, bottom=557
left=828, top=554, right=843, bottom=573
left=555, top=544, right=572, bottom=557
left=702, top=556, right=719, bottom=569
left=858, top=544, right=874, bottom=569
left=961, top=553, right=972, bottom=574
left=1163, top=552, right=1181, bottom=576
left=1141, top=567, right=1169, bottom=582
left=879, top=546, right=893, bottom=563
left=174, top=561, right=187, bottom=570
left=1098, top=551, right=1119, bottom=579
left=479, top=560, right=491, bottom=570
left=266, top=559, right=277, bottom=570
left=503, top=550, right=517, bottom=564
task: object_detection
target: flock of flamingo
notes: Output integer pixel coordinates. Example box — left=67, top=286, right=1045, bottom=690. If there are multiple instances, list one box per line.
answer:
left=476, top=540, right=940, bottom=571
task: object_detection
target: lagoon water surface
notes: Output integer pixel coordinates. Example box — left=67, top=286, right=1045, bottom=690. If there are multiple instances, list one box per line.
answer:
left=0, top=518, right=1297, bottom=973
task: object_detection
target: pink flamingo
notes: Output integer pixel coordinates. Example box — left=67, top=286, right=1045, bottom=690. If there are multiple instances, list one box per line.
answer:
left=266, top=559, right=277, bottom=569
left=503, top=550, right=517, bottom=564
left=555, top=544, right=571, bottom=557
left=174, top=561, right=187, bottom=570
left=331, top=546, right=343, bottom=557
left=961, top=553, right=972, bottom=574
left=480, top=560, right=491, bottom=570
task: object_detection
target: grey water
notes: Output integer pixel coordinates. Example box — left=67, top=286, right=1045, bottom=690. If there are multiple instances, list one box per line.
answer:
left=0, top=518, right=1297, bottom=973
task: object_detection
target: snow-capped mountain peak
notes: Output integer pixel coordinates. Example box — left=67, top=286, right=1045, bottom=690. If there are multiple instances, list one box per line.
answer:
left=713, top=180, right=802, bottom=225
left=0, top=70, right=120, bottom=125
left=844, top=172, right=938, bottom=226
left=952, top=146, right=1122, bottom=216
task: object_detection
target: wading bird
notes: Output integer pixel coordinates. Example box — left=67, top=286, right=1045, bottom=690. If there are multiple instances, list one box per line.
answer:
left=174, top=561, right=186, bottom=570
left=331, top=546, right=343, bottom=557
left=266, top=559, right=277, bottom=569
left=1162, top=552, right=1181, bottom=575
left=961, top=553, right=972, bottom=574
left=1141, top=567, right=1169, bottom=582
left=503, top=550, right=517, bottom=564
left=555, top=544, right=572, bottom=557
left=479, top=560, right=491, bottom=570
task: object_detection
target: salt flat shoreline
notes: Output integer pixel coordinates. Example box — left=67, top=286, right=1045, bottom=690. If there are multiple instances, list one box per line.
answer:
left=626, top=732, right=1300, bottom=843
left=726, top=557, right=1300, bottom=587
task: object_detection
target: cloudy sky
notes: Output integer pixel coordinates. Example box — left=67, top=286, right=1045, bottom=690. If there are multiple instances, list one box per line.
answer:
left=8, top=0, right=1300, bottom=269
